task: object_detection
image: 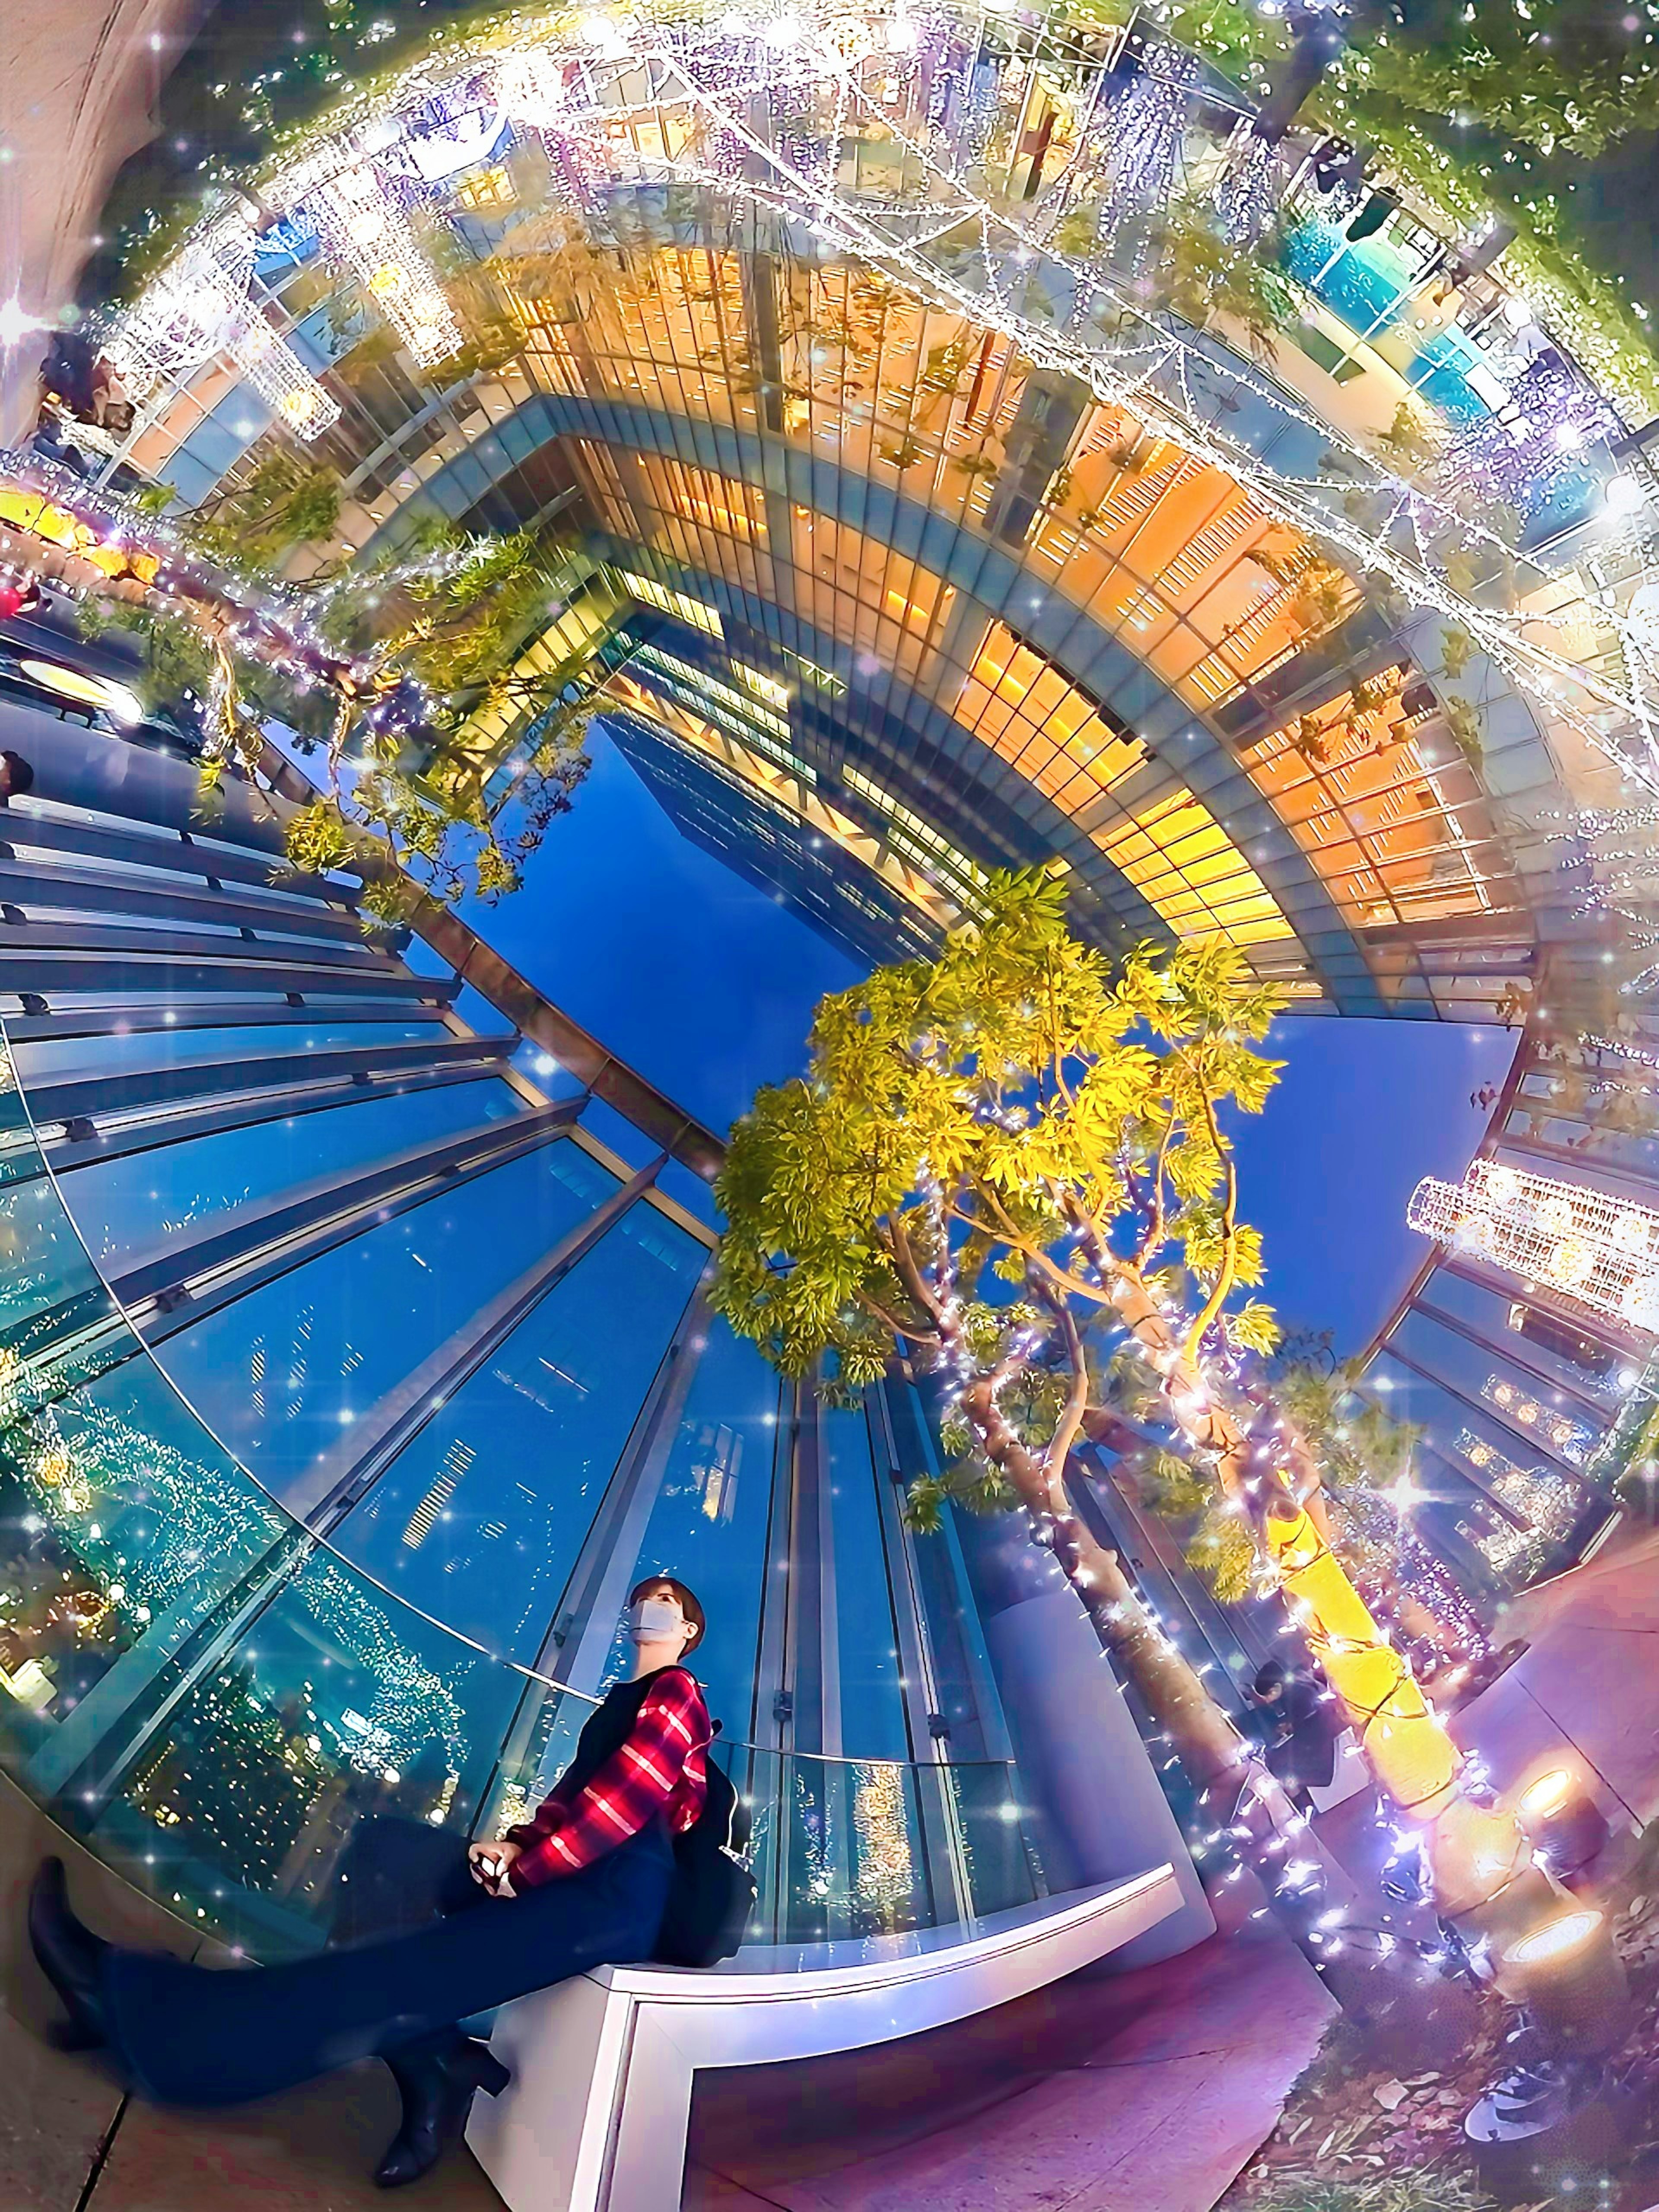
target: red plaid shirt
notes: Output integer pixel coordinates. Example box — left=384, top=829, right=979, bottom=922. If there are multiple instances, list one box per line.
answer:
left=505, top=1668, right=711, bottom=1888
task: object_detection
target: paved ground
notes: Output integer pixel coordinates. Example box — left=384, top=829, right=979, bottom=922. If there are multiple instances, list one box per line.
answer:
left=1452, top=1522, right=1659, bottom=1833
left=0, top=1763, right=1333, bottom=2212
left=682, top=1919, right=1334, bottom=2212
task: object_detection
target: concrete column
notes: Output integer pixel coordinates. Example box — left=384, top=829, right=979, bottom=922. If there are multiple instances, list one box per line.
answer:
left=951, top=1506, right=1215, bottom=1964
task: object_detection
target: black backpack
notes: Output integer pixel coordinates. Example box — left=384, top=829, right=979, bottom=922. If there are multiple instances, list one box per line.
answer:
left=654, top=1722, right=756, bottom=1969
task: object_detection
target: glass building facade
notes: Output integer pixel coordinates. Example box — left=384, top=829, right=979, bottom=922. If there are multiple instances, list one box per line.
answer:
left=67, top=39, right=1625, bottom=1034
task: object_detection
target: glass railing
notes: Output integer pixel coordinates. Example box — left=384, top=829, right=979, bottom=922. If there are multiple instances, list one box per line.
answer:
left=0, top=1017, right=1048, bottom=1960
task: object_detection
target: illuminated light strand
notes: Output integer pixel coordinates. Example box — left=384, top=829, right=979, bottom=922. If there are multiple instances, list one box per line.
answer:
left=1577, top=1031, right=1659, bottom=1071
left=1213, top=121, right=1284, bottom=249
left=307, top=156, right=461, bottom=368
left=107, top=3, right=1659, bottom=809
left=228, top=315, right=343, bottom=441
left=108, top=226, right=341, bottom=442
left=1095, top=44, right=1200, bottom=250
left=555, top=50, right=1659, bottom=798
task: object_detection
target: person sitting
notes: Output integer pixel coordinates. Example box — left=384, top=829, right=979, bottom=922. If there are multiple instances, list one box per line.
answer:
left=0, top=750, right=35, bottom=805
left=28, top=1576, right=712, bottom=2190
left=1249, top=1656, right=1343, bottom=1799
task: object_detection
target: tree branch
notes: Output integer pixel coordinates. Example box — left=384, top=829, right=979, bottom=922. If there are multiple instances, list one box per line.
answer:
left=884, top=1215, right=947, bottom=1328
left=1183, top=1091, right=1239, bottom=1359
left=853, top=1287, right=941, bottom=1349
left=1134, top=1116, right=1178, bottom=1270
left=1040, top=1288, right=1091, bottom=1485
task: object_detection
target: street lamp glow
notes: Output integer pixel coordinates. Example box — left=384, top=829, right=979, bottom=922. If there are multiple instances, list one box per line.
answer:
left=1518, top=1767, right=1575, bottom=1820
left=0, top=298, right=39, bottom=350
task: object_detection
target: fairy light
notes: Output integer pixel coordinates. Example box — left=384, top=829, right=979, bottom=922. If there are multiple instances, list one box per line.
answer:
left=1095, top=42, right=1201, bottom=247
left=86, top=0, right=1659, bottom=821
left=107, top=225, right=340, bottom=441
left=1455, top=1429, right=1579, bottom=1577
left=308, top=156, right=461, bottom=367
left=1480, top=1373, right=1595, bottom=1465
left=1410, top=1159, right=1659, bottom=1330
left=229, top=315, right=342, bottom=440
left=495, top=47, right=572, bottom=127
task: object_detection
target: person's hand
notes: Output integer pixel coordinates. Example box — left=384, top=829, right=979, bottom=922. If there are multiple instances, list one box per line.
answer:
left=467, top=1839, right=523, bottom=1897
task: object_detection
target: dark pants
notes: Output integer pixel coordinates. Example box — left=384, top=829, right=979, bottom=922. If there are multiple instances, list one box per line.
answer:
left=99, top=1821, right=675, bottom=2108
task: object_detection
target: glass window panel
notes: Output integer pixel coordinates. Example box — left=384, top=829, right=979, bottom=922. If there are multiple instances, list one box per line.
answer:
left=0, top=1167, right=108, bottom=1330
left=150, top=1141, right=617, bottom=1513
left=0, top=1355, right=290, bottom=1816
left=822, top=1404, right=910, bottom=1762
left=1413, top=1268, right=1629, bottom=1406
left=586, top=1315, right=782, bottom=1738
left=1392, top=1307, right=1607, bottom=1451
left=330, top=1189, right=704, bottom=1665
left=13, top=1021, right=453, bottom=1087
left=1365, top=1355, right=1588, bottom=1589
left=89, top=1536, right=531, bottom=1947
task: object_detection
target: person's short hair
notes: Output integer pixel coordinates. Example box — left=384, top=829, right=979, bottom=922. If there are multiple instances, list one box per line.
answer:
left=629, top=1573, right=706, bottom=1653
left=1253, top=1658, right=1289, bottom=1699
left=0, top=750, right=35, bottom=800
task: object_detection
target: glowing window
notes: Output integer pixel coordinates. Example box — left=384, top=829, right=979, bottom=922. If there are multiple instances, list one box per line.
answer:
left=957, top=624, right=1144, bottom=810
left=1236, top=680, right=1503, bottom=930
left=731, top=661, right=791, bottom=711
left=617, top=571, right=723, bottom=637
left=1094, top=789, right=1295, bottom=947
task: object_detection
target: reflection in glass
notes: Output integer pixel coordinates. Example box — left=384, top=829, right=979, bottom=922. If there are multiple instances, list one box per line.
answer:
left=822, top=1403, right=909, bottom=1763
left=12, top=1020, right=453, bottom=1087
left=331, top=1186, right=704, bottom=1663
left=93, top=1541, right=528, bottom=1956
left=0, top=1023, right=1052, bottom=1961
left=59, top=1079, right=521, bottom=1265
left=587, top=1314, right=780, bottom=1735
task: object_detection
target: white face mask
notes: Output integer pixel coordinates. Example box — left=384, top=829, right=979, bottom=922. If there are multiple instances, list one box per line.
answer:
left=629, top=1595, right=686, bottom=1645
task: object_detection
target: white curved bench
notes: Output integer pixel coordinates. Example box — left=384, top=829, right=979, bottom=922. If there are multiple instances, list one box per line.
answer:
left=466, top=1862, right=1182, bottom=2212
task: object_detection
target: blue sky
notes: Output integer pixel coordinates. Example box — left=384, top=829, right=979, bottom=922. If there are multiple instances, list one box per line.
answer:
left=465, top=729, right=1517, bottom=1355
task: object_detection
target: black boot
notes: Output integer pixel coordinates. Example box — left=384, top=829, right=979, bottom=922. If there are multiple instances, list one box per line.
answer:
left=374, top=2037, right=510, bottom=2189
left=27, top=1859, right=110, bottom=2053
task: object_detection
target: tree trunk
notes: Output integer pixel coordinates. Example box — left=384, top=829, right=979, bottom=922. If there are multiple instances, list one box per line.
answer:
left=1106, top=1263, right=1256, bottom=1500
left=1261, top=1502, right=1559, bottom=1972
left=1099, top=1256, right=1557, bottom=1961
left=961, top=1377, right=1243, bottom=1791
